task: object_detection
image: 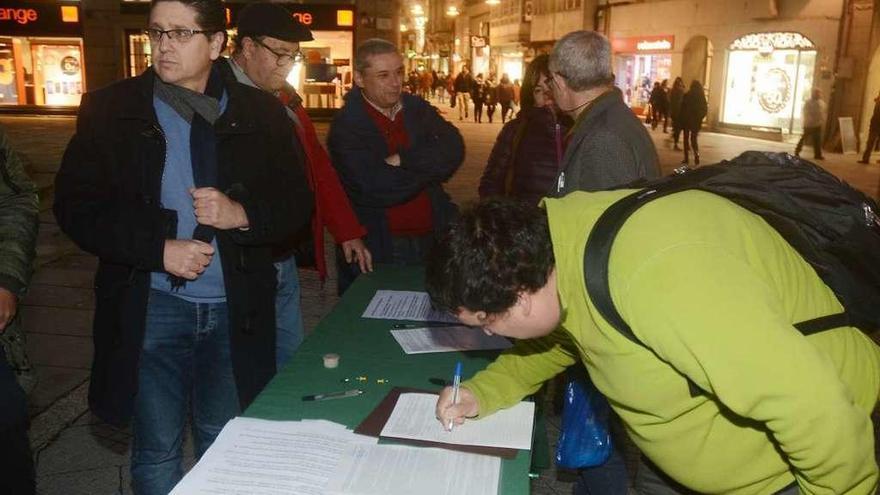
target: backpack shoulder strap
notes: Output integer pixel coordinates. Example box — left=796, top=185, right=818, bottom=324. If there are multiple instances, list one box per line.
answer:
left=583, top=166, right=726, bottom=345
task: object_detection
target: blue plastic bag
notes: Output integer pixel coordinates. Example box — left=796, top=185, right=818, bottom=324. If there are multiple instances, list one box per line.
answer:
left=555, top=377, right=613, bottom=469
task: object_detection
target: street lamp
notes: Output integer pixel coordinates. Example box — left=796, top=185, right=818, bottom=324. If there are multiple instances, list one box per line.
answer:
left=445, top=5, right=460, bottom=16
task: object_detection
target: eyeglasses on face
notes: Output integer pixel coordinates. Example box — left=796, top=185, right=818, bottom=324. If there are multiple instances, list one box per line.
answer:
left=144, top=28, right=215, bottom=44
left=252, top=38, right=305, bottom=67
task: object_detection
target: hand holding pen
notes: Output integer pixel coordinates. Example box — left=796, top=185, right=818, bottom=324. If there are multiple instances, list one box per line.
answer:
left=436, top=362, right=479, bottom=431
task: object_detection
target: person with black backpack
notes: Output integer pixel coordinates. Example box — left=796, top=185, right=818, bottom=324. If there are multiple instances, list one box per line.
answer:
left=426, top=152, right=880, bottom=495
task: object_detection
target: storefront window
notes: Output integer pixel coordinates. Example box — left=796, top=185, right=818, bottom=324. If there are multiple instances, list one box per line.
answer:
left=126, top=30, right=151, bottom=77
left=615, top=53, right=671, bottom=109
left=0, top=41, right=18, bottom=104
left=721, top=32, right=816, bottom=135
left=0, top=3, right=85, bottom=107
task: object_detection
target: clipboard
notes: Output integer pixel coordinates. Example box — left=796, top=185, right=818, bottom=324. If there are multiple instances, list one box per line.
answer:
left=354, top=386, right=519, bottom=459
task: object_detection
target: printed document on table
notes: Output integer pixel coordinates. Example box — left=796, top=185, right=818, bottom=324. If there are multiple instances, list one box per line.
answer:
left=380, top=393, right=534, bottom=451
left=169, top=417, right=376, bottom=495
left=390, top=326, right=512, bottom=354
left=362, top=290, right=458, bottom=322
left=325, top=443, right=500, bottom=495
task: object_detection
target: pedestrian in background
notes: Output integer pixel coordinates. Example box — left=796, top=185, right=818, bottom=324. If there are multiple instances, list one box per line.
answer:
left=649, top=80, right=669, bottom=132
left=479, top=55, right=569, bottom=204
left=679, top=80, right=708, bottom=165
left=0, top=127, right=39, bottom=495
left=858, top=90, right=880, bottom=165
left=497, top=73, right=515, bottom=123
left=484, top=74, right=498, bottom=123
left=795, top=88, right=826, bottom=160
left=472, top=73, right=486, bottom=123
left=453, top=66, right=474, bottom=121
left=668, top=77, right=685, bottom=150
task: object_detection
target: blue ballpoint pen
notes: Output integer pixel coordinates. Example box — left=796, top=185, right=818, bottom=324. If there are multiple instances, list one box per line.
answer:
left=448, top=361, right=462, bottom=431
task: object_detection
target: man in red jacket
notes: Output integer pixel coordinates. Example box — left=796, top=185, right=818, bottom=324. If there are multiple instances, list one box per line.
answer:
left=229, top=2, right=372, bottom=367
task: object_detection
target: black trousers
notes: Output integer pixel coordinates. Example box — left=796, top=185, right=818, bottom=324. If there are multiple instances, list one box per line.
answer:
left=0, top=349, right=35, bottom=495
left=862, top=128, right=879, bottom=162
left=795, top=126, right=823, bottom=158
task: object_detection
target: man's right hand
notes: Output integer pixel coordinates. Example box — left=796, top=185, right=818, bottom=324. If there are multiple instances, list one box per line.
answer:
left=435, top=385, right=480, bottom=431
left=163, top=239, right=214, bottom=280
left=385, top=154, right=401, bottom=167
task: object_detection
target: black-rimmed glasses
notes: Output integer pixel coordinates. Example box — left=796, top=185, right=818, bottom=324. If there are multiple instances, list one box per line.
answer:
left=144, top=28, right=216, bottom=44
left=253, top=38, right=304, bottom=67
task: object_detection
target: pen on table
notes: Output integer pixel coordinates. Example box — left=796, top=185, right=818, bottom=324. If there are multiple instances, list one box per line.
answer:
left=302, top=389, right=364, bottom=402
left=448, top=361, right=462, bottom=431
left=392, top=322, right=461, bottom=329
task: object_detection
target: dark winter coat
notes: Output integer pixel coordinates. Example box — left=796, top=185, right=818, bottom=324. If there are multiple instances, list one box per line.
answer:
left=327, top=87, right=463, bottom=263
left=679, top=88, right=708, bottom=131
left=669, top=86, right=685, bottom=122
left=479, top=105, right=568, bottom=205
left=53, top=61, right=313, bottom=425
left=554, top=89, right=660, bottom=196
left=453, top=72, right=474, bottom=94
left=0, top=128, right=39, bottom=395
left=497, top=83, right=515, bottom=104
left=649, top=86, right=669, bottom=112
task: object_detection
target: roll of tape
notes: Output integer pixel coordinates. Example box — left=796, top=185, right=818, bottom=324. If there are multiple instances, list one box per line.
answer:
left=323, top=353, right=340, bottom=369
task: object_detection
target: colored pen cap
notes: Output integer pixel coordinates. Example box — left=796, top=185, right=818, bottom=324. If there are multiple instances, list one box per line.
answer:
left=454, top=361, right=462, bottom=376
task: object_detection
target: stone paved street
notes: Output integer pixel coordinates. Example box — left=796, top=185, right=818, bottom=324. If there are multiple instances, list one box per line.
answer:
left=1, top=102, right=878, bottom=494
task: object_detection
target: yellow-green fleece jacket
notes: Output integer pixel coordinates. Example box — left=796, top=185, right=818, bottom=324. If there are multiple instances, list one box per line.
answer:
left=464, top=190, right=880, bottom=494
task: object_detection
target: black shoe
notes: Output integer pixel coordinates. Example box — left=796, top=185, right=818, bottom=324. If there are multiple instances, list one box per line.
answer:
left=673, top=145, right=681, bottom=151
left=857, top=159, right=869, bottom=164
left=814, top=156, right=825, bottom=160
left=694, top=154, right=700, bottom=166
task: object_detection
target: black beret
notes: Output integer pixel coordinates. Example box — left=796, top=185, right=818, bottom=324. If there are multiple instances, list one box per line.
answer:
left=236, top=3, right=314, bottom=43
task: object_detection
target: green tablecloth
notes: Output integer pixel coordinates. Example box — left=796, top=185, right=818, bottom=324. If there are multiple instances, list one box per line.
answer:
left=244, top=265, right=532, bottom=495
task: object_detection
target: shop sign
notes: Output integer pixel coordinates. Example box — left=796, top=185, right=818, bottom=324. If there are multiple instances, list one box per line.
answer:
left=612, top=35, right=674, bottom=53
left=471, top=36, right=487, bottom=48
left=522, top=0, right=533, bottom=22
left=226, top=3, right=356, bottom=31
left=0, top=3, right=81, bottom=36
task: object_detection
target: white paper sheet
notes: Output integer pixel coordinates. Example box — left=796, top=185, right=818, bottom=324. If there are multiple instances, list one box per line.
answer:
left=361, top=290, right=458, bottom=322
left=390, top=326, right=512, bottom=354
left=169, top=417, right=376, bottom=495
left=380, top=393, right=535, bottom=451
left=325, top=443, right=501, bottom=495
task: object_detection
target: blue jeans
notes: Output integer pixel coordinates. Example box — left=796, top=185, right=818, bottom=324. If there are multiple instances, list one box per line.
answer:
left=131, top=290, right=240, bottom=495
left=274, top=256, right=305, bottom=369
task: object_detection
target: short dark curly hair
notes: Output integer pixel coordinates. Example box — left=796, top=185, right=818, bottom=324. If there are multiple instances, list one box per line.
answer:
left=425, top=198, right=555, bottom=315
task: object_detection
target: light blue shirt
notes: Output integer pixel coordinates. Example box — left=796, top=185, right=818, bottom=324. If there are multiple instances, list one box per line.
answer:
left=149, top=93, right=229, bottom=302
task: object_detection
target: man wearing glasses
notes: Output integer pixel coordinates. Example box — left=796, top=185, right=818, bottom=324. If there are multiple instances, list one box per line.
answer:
left=227, top=3, right=372, bottom=367
left=54, top=0, right=312, bottom=493
left=547, top=30, right=659, bottom=196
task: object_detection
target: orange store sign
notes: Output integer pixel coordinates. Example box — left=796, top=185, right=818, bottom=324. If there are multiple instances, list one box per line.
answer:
left=0, top=8, right=38, bottom=25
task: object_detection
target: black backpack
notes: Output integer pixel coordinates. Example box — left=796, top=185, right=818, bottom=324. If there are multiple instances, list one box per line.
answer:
left=583, top=151, right=880, bottom=351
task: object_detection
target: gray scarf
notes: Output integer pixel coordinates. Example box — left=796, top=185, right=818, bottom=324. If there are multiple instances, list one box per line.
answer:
left=153, top=76, right=222, bottom=125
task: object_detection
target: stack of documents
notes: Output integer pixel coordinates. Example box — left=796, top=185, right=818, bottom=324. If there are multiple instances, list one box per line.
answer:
left=171, top=417, right=501, bottom=495
left=390, top=326, right=512, bottom=354
left=361, top=290, right=459, bottom=323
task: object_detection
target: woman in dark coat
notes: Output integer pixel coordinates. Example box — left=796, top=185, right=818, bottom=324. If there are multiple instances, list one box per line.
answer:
left=471, top=73, right=486, bottom=123
left=478, top=55, right=569, bottom=204
left=668, top=77, right=686, bottom=150
left=679, top=80, right=708, bottom=165
left=484, top=75, right=499, bottom=123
